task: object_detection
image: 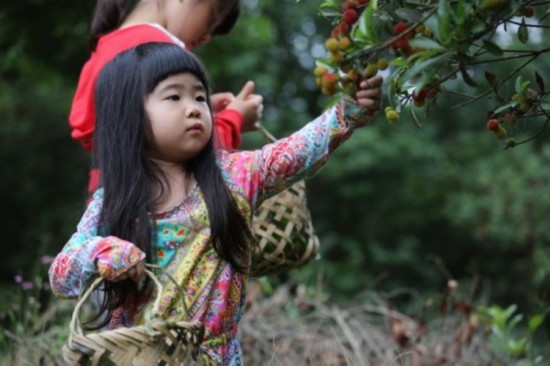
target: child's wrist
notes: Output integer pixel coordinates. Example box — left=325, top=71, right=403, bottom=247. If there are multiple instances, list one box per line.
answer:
left=341, top=96, right=373, bottom=127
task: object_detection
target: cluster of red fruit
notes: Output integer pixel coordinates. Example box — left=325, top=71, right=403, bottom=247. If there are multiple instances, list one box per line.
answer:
left=314, top=0, right=370, bottom=97
left=314, top=1, right=446, bottom=124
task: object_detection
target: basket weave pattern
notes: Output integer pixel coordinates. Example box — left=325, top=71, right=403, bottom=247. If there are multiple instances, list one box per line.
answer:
left=62, top=269, right=204, bottom=366
left=251, top=179, right=320, bottom=277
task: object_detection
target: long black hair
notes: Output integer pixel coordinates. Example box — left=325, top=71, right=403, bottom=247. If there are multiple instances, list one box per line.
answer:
left=92, top=42, right=254, bottom=327
left=89, top=0, right=241, bottom=51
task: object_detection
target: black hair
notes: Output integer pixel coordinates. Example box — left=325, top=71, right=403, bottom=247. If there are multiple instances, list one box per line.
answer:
left=212, top=0, right=240, bottom=36
left=89, top=0, right=241, bottom=51
left=91, top=42, right=254, bottom=328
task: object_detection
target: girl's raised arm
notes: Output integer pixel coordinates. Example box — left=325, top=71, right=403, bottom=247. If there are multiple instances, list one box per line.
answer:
left=222, top=75, right=382, bottom=207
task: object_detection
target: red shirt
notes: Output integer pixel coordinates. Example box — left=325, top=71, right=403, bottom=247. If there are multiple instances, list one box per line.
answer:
left=69, top=24, right=243, bottom=192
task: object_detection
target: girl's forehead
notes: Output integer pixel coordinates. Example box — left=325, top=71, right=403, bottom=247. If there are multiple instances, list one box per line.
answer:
left=155, top=72, right=203, bottom=89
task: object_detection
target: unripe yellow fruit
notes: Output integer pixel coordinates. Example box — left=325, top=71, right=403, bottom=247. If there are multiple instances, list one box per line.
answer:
left=385, top=106, right=394, bottom=113
left=315, top=76, right=323, bottom=87
left=494, top=126, right=507, bottom=139
left=386, top=110, right=400, bottom=123
left=519, top=103, right=530, bottom=113
left=365, top=63, right=378, bottom=76
left=330, top=51, right=344, bottom=63
left=423, top=26, right=432, bottom=37
left=376, top=58, right=389, bottom=71
left=415, top=25, right=426, bottom=34
left=511, top=93, right=522, bottom=102
left=339, top=37, right=352, bottom=50
left=325, top=38, right=340, bottom=52
left=347, top=68, right=359, bottom=81
left=314, top=66, right=327, bottom=77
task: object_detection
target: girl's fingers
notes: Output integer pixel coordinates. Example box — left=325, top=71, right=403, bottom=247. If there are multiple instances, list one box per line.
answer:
left=359, top=76, right=383, bottom=90
left=132, top=262, right=145, bottom=281
left=356, top=98, right=380, bottom=110
left=356, top=88, right=381, bottom=99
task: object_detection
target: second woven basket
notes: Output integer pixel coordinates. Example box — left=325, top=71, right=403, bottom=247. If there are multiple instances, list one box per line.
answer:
left=250, top=126, right=320, bottom=277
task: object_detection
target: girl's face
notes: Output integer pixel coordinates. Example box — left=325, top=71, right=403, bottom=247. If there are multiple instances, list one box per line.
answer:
left=145, top=72, right=212, bottom=162
left=166, top=0, right=222, bottom=50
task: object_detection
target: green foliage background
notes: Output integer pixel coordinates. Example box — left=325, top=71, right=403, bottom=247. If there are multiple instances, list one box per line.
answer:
left=1, top=0, right=548, bottom=341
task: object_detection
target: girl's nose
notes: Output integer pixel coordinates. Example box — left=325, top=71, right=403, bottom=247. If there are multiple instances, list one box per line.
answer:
left=186, top=105, right=201, bottom=118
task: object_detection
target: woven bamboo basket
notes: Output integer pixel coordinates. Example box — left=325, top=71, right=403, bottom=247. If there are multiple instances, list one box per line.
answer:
left=250, top=126, right=320, bottom=277
left=62, top=269, right=205, bottom=366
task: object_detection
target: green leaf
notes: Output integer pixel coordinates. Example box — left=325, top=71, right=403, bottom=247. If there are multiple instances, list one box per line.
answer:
left=409, top=37, right=445, bottom=51
left=517, top=18, right=529, bottom=43
left=358, top=5, right=375, bottom=43
left=320, top=0, right=340, bottom=9
left=436, top=0, right=451, bottom=45
left=535, top=71, right=545, bottom=93
left=528, top=314, right=544, bottom=332
left=513, top=79, right=531, bottom=95
left=394, top=8, right=422, bottom=23
left=482, top=39, right=503, bottom=56
left=401, top=52, right=452, bottom=84
left=389, top=58, right=408, bottom=67
left=370, top=0, right=378, bottom=10
left=493, top=102, right=516, bottom=114
left=319, top=8, right=342, bottom=18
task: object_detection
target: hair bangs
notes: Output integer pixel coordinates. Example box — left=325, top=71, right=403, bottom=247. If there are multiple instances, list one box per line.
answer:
left=137, top=43, right=211, bottom=98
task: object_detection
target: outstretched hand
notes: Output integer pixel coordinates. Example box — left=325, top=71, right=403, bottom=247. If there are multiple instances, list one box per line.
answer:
left=354, top=73, right=384, bottom=113
left=226, top=81, right=264, bottom=133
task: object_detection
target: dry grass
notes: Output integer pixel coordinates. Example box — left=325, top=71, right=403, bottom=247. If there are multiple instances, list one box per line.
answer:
left=240, top=281, right=496, bottom=366
left=1, top=281, right=504, bottom=365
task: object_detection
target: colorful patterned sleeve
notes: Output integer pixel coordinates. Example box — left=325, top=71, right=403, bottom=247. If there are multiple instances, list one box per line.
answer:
left=222, top=97, right=373, bottom=207
left=48, top=189, right=146, bottom=299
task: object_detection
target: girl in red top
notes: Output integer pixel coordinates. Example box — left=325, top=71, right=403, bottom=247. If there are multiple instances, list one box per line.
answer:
left=70, top=0, right=263, bottom=192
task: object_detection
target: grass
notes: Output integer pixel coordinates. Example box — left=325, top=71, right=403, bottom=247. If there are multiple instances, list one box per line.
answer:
left=1, top=278, right=546, bottom=365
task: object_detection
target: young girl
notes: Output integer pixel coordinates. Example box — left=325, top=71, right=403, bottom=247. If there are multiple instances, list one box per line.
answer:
left=49, top=42, right=383, bottom=364
left=71, top=0, right=262, bottom=193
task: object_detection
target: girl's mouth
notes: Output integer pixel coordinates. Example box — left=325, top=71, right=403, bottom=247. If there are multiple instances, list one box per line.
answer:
left=187, top=122, right=204, bottom=132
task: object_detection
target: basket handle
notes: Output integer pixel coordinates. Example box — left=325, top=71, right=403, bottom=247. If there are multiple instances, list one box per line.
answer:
left=69, top=267, right=164, bottom=337
left=257, top=124, right=278, bottom=144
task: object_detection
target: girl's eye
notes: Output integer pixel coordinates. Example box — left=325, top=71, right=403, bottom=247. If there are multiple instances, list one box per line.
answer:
left=196, top=95, right=207, bottom=102
left=167, top=95, right=180, bottom=101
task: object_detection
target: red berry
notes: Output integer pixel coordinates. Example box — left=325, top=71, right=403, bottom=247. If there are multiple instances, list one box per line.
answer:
left=413, top=89, right=428, bottom=103
left=357, top=0, right=369, bottom=4
left=393, top=38, right=410, bottom=50
left=338, top=21, right=351, bottom=36
left=343, top=9, right=359, bottom=25
left=342, top=1, right=357, bottom=10
left=487, top=119, right=500, bottom=131
left=393, top=22, right=408, bottom=34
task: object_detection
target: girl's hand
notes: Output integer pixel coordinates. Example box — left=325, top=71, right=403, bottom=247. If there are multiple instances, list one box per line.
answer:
left=108, top=261, right=146, bottom=282
left=211, top=92, right=235, bottom=114
left=355, top=74, right=384, bottom=113
left=226, top=81, right=264, bottom=133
